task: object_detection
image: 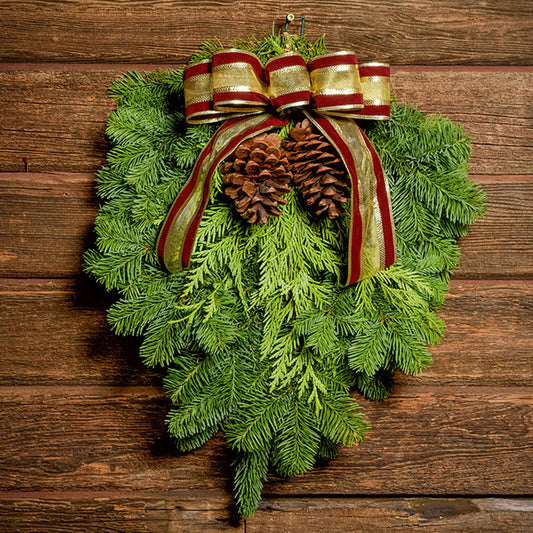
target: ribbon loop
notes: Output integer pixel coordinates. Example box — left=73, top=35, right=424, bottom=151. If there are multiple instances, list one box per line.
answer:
left=183, top=59, right=219, bottom=124
left=212, top=49, right=269, bottom=111
left=358, top=62, right=391, bottom=120
left=308, top=51, right=364, bottom=115
left=265, top=52, right=311, bottom=112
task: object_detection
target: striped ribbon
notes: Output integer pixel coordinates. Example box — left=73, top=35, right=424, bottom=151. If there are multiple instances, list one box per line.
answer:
left=157, top=49, right=396, bottom=286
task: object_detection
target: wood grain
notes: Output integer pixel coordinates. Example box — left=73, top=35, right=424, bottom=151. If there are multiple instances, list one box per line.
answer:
left=0, top=497, right=244, bottom=532
left=0, top=173, right=531, bottom=279
left=397, top=280, right=533, bottom=387
left=0, top=384, right=530, bottom=495
left=0, top=497, right=531, bottom=533
left=0, top=68, right=531, bottom=174
left=453, top=180, right=533, bottom=279
left=0, top=173, right=98, bottom=278
left=266, top=386, right=532, bottom=496
left=0, top=280, right=531, bottom=387
left=391, top=69, right=533, bottom=176
left=249, top=498, right=533, bottom=532
left=0, top=277, right=161, bottom=387
left=0, top=385, right=228, bottom=496
left=0, top=1, right=531, bottom=64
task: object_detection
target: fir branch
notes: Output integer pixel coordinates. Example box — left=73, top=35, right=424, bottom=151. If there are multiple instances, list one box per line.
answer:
left=355, top=371, right=395, bottom=401
left=316, top=393, right=369, bottom=447
left=233, top=449, right=270, bottom=519
left=225, top=391, right=289, bottom=453
left=271, top=393, right=321, bottom=477
left=316, top=437, right=340, bottom=461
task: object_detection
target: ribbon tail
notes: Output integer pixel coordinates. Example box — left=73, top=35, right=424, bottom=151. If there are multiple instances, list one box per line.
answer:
left=304, top=111, right=396, bottom=286
left=157, top=113, right=288, bottom=274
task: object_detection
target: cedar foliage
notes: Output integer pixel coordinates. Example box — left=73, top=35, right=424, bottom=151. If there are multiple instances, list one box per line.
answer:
left=84, top=33, right=486, bottom=519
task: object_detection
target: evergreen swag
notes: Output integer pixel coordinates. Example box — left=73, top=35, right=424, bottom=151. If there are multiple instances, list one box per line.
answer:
left=84, top=34, right=486, bottom=518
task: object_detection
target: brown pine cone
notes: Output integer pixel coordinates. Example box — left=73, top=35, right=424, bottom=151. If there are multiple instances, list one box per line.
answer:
left=281, top=118, right=350, bottom=220
left=220, top=132, right=292, bottom=225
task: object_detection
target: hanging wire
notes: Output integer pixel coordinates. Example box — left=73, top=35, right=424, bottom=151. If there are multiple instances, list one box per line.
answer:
left=285, top=14, right=305, bottom=36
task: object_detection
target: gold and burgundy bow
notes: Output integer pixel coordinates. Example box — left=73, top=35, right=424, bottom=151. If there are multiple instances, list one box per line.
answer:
left=157, top=49, right=396, bottom=286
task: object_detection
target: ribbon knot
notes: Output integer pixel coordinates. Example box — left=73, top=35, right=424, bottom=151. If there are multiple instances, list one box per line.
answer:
left=157, top=49, right=396, bottom=286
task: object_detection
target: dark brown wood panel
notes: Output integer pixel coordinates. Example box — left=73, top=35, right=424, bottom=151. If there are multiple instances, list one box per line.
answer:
left=0, top=384, right=530, bottom=495
left=249, top=498, right=533, bottom=532
left=0, top=497, right=531, bottom=533
left=0, top=280, right=531, bottom=387
left=0, top=385, right=229, bottom=496
left=392, top=68, right=533, bottom=176
left=0, top=68, right=531, bottom=174
left=0, top=1, right=531, bottom=64
left=0, top=277, right=161, bottom=387
left=0, top=70, right=115, bottom=173
left=453, top=178, right=533, bottom=279
left=0, top=173, right=98, bottom=279
left=265, top=386, right=532, bottom=496
left=0, top=496, right=243, bottom=533
left=0, top=173, right=530, bottom=279
left=246, top=498, right=533, bottom=533
left=396, top=280, right=533, bottom=387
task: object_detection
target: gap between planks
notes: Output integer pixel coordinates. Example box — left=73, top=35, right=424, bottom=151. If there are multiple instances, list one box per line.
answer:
left=0, top=384, right=529, bottom=399
left=0, top=63, right=532, bottom=72
left=1, top=277, right=532, bottom=293
left=0, top=491, right=530, bottom=501
left=2, top=172, right=531, bottom=182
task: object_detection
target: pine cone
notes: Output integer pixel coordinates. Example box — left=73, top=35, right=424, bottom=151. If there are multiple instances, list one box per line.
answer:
left=281, top=118, right=350, bottom=219
left=220, top=132, right=292, bottom=225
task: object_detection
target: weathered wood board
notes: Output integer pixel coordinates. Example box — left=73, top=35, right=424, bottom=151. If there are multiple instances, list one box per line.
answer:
left=0, top=1, right=531, bottom=64
left=0, top=280, right=531, bottom=387
left=0, top=173, right=531, bottom=279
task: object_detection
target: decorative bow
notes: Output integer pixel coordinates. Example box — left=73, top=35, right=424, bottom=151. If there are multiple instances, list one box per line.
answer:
left=157, top=49, right=396, bottom=286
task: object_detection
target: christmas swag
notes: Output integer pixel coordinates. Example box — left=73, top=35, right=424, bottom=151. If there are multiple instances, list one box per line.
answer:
left=85, top=33, right=486, bottom=518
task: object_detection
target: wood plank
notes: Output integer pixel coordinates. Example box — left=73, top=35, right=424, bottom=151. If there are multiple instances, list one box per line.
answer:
left=0, top=68, right=531, bottom=174
left=453, top=176, right=533, bottom=280
left=0, top=277, right=161, bottom=386
left=0, top=496, right=244, bottom=533
left=0, top=279, right=531, bottom=387
left=248, top=498, right=533, bottom=532
left=0, top=497, right=530, bottom=533
left=0, top=1, right=531, bottom=64
left=396, top=280, right=533, bottom=387
left=0, top=278, right=531, bottom=387
left=0, top=173, right=98, bottom=279
left=265, top=386, right=533, bottom=497
left=392, top=69, right=533, bottom=176
left=0, top=385, right=230, bottom=496
left=0, top=70, right=115, bottom=173
left=0, top=385, right=530, bottom=495
left=0, top=173, right=531, bottom=279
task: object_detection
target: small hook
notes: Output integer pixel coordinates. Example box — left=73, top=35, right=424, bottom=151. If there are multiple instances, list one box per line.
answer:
left=285, top=13, right=305, bottom=36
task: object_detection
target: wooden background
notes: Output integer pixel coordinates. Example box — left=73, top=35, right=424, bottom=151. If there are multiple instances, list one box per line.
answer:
left=0, top=1, right=532, bottom=531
